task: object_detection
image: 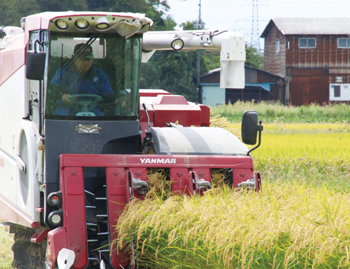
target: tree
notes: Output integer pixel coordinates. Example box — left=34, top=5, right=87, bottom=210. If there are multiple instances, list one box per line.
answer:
left=0, top=0, right=87, bottom=26
left=245, top=44, right=264, bottom=70
left=36, top=0, right=87, bottom=12
left=140, top=50, right=210, bottom=101
left=0, top=0, right=40, bottom=26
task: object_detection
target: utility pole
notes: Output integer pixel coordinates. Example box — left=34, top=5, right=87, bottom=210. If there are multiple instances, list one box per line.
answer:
left=195, top=0, right=205, bottom=98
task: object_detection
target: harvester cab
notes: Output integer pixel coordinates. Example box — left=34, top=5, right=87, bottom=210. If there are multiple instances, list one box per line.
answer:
left=0, top=11, right=262, bottom=269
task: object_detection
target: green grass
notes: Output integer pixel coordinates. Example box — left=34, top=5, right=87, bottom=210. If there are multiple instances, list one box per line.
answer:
left=210, top=101, right=350, bottom=123
left=0, top=225, right=13, bottom=268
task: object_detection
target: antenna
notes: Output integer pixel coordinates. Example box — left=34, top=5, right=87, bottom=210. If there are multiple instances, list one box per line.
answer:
left=250, top=0, right=260, bottom=50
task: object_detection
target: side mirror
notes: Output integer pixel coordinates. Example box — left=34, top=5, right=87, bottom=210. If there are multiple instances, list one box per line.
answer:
left=241, top=110, right=263, bottom=145
left=26, top=51, right=46, bottom=80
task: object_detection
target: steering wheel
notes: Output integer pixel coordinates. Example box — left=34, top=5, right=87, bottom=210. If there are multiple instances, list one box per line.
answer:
left=68, top=94, right=103, bottom=113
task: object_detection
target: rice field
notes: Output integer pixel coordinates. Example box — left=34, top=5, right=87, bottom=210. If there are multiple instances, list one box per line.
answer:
left=116, top=184, right=350, bottom=268
left=1, top=104, right=350, bottom=268
left=115, top=109, right=350, bottom=268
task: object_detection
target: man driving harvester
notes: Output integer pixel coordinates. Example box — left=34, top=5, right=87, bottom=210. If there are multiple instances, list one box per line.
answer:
left=50, top=43, right=117, bottom=116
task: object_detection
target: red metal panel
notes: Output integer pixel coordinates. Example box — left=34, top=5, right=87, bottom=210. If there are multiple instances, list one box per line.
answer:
left=153, top=95, right=188, bottom=105
left=233, top=169, right=254, bottom=188
left=129, top=167, right=147, bottom=200
left=46, top=228, right=67, bottom=269
left=152, top=104, right=202, bottom=127
left=170, top=168, right=193, bottom=195
left=106, top=167, right=131, bottom=269
left=199, top=105, right=210, bottom=126
left=60, top=166, right=88, bottom=269
left=58, top=154, right=254, bottom=268
left=31, top=227, right=50, bottom=243
left=60, top=154, right=253, bottom=169
left=191, top=168, right=211, bottom=183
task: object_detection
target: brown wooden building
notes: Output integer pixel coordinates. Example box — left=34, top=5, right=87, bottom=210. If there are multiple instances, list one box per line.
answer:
left=261, top=18, right=350, bottom=106
left=199, top=65, right=285, bottom=106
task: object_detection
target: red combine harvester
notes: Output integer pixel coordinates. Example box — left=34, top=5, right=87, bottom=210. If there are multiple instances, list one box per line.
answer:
left=0, top=11, right=262, bottom=269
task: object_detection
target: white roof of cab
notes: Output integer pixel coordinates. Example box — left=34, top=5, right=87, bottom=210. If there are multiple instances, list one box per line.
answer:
left=24, top=11, right=153, bottom=33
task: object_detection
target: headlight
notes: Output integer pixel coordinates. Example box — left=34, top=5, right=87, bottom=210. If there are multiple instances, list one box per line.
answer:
left=55, top=19, right=68, bottom=30
left=171, top=39, right=184, bottom=50
left=75, top=18, right=89, bottom=29
left=96, top=17, right=109, bottom=30
left=48, top=210, right=63, bottom=226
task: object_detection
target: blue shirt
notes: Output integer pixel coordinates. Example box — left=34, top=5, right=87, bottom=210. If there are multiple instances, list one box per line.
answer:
left=50, top=65, right=114, bottom=97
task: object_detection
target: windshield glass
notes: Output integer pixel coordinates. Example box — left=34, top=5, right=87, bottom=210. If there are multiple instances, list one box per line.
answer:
left=46, top=32, right=141, bottom=120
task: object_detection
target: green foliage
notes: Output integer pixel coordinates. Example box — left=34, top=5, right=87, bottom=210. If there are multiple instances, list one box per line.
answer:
left=0, top=0, right=40, bottom=26
left=0, top=225, right=12, bottom=268
left=140, top=50, right=210, bottom=101
left=36, top=0, right=87, bottom=12
left=245, top=43, right=264, bottom=70
left=86, top=0, right=173, bottom=31
left=211, top=101, right=350, bottom=123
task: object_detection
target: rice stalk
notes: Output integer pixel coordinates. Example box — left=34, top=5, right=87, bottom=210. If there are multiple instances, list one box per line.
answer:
left=116, top=183, right=350, bottom=268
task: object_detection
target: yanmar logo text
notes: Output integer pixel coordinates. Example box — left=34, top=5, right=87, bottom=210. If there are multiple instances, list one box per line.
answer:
left=140, top=158, right=176, bottom=164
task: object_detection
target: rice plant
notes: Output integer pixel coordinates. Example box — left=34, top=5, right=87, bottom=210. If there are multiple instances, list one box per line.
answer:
left=114, top=115, right=350, bottom=268
left=116, top=183, right=350, bottom=268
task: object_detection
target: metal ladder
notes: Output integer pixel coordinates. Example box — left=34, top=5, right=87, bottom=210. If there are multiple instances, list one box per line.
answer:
left=85, top=184, right=111, bottom=266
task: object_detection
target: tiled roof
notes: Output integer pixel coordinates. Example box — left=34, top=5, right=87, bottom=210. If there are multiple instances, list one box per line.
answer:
left=261, top=18, right=350, bottom=37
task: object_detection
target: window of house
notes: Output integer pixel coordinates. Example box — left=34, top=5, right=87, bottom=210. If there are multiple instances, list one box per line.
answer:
left=334, top=85, right=341, bottom=97
left=276, top=39, right=280, bottom=52
left=298, top=38, right=316, bottom=48
left=338, top=38, right=350, bottom=48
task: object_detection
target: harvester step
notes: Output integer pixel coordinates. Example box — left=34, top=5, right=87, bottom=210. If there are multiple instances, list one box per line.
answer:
left=98, top=249, right=110, bottom=252
left=85, top=206, right=96, bottom=209
left=87, top=239, right=98, bottom=243
left=97, top=232, right=109, bottom=236
left=88, top=257, right=100, bottom=261
left=84, top=190, right=95, bottom=197
left=96, top=197, right=107, bottom=200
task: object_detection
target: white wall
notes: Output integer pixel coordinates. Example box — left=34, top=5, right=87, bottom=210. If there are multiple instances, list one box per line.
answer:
left=329, top=84, right=350, bottom=101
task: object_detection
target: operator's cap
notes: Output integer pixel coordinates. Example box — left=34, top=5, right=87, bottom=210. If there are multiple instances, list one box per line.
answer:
left=74, top=43, right=93, bottom=60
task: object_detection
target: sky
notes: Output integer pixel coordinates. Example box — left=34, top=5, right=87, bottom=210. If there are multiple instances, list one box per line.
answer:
left=166, top=0, right=350, bottom=49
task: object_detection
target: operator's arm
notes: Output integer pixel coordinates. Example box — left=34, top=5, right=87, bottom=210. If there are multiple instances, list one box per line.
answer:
left=50, top=67, right=71, bottom=104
